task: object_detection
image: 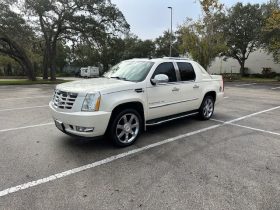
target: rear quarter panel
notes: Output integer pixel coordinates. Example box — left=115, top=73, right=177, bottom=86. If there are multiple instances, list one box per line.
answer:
left=192, top=61, right=224, bottom=104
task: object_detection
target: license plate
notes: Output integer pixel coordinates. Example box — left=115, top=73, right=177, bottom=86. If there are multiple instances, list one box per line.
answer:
left=55, top=120, right=64, bottom=131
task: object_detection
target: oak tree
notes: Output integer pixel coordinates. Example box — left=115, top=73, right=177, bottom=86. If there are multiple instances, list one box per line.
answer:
left=223, top=3, right=264, bottom=76
left=24, top=0, right=129, bottom=80
left=0, top=1, right=36, bottom=80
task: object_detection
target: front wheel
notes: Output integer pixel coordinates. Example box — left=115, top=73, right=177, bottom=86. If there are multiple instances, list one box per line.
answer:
left=199, top=96, right=215, bottom=120
left=109, top=109, right=142, bottom=147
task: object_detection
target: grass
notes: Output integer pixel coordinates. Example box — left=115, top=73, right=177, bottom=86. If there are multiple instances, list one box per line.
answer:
left=0, top=79, right=73, bottom=85
left=0, top=76, right=28, bottom=79
left=223, top=74, right=280, bottom=83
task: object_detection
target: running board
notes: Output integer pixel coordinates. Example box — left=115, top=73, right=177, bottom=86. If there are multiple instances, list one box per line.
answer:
left=146, top=111, right=199, bottom=126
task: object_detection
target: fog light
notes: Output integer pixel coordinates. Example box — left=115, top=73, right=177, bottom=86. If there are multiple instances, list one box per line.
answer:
left=76, top=126, right=94, bottom=132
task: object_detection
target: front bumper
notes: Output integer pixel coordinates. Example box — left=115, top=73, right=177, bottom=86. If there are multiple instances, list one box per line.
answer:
left=49, top=102, right=111, bottom=137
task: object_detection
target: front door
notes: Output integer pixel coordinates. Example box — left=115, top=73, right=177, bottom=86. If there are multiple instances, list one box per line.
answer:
left=147, top=62, right=182, bottom=120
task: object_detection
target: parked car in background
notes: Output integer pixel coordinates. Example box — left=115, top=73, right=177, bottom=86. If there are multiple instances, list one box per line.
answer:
left=80, top=66, right=99, bottom=78
left=50, top=58, right=224, bottom=147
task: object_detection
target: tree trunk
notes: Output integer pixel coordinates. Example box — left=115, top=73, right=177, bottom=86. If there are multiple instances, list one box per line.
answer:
left=7, top=63, right=12, bottom=76
left=16, top=56, right=36, bottom=81
left=21, top=52, right=36, bottom=81
left=239, top=60, right=245, bottom=77
left=50, top=60, right=56, bottom=81
left=33, top=62, right=38, bottom=76
left=42, top=48, right=49, bottom=80
left=49, top=42, right=57, bottom=81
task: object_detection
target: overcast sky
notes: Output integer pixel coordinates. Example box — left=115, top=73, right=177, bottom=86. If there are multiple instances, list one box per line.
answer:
left=111, top=0, right=268, bottom=40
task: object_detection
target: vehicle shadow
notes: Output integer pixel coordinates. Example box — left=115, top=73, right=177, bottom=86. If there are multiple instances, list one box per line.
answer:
left=53, top=114, right=228, bottom=166
left=60, top=115, right=204, bottom=151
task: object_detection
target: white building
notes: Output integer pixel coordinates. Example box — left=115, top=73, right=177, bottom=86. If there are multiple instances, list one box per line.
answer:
left=208, top=49, right=280, bottom=74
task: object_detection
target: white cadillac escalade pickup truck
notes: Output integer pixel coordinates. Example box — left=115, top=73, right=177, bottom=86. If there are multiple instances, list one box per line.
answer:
left=49, top=58, right=224, bottom=146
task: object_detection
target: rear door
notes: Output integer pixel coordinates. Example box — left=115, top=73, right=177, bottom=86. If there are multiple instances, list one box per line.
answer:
left=175, top=62, right=203, bottom=112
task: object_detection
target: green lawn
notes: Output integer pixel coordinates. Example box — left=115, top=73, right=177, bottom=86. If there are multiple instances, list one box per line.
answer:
left=224, top=76, right=280, bottom=83
left=0, top=79, right=72, bottom=85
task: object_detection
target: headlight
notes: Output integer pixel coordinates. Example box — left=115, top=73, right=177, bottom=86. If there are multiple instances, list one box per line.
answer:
left=81, top=92, right=101, bottom=112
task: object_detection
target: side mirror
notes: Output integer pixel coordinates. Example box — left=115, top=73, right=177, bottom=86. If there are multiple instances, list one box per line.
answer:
left=151, top=74, right=169, bottom=85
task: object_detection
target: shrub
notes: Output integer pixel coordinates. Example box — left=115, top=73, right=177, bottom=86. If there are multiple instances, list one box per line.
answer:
left=221, top=73, right=241, bottom=81
left=262, top=67, right=272, bottom=75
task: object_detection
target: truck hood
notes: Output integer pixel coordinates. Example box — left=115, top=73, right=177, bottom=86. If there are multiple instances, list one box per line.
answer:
left=56, top=78, right=135, bottom=94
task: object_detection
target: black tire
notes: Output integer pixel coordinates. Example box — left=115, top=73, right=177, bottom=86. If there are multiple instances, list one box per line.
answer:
left=108, top=109, right=143, bottom=147
left=198, top=95, right=215, bottom=120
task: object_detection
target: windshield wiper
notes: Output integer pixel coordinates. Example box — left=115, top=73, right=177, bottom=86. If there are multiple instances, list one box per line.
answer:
left=110, top=76, right=128, bottom=81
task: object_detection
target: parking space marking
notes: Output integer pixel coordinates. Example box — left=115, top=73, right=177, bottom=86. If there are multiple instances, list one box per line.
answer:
left=211, top=119, right=280, bottom=137
left=271, top=87, right=280, bottom=90
left=235, top=83, right=257, bottom=87
left=1, top=96, right=51, bottom=100
left=0, top=122, right=54, bottom=133
left=224, top=96, right=229, bottom=99
left=230, top=123, right=280, bottom=136
left=227, top=105, right=280, bottom=124
left=1, top=105, right=280, bottom=198
left=0, top=124, right=223, bottom=197
left=210, top=119, right=225, bottom=123
left=0, top=105, right=48, bottom=112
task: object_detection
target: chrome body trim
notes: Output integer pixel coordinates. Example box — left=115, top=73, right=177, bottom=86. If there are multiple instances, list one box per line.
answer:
left=149, top=98, right=199, bottom=109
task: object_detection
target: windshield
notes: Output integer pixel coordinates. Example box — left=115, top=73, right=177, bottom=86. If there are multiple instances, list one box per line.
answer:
left=104, top=60, right=154, bottom=82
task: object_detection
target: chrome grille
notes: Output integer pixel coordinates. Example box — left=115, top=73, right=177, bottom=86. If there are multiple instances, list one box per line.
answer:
left=53, top=90, right=78, bottom=109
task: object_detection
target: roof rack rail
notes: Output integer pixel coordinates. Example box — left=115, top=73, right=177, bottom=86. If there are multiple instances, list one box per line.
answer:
left=162, top=57, right=190, bottom=60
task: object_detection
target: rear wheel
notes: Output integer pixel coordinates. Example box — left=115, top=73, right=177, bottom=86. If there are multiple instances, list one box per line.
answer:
left=109, top=109, right=142, bottom=147
left=199, top=96, right=215, bottom=120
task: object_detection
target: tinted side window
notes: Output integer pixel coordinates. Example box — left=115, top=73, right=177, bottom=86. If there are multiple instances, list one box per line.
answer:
left=152, top=62, right=177, bottom=82
left=177, top=62, right=196, bottom=81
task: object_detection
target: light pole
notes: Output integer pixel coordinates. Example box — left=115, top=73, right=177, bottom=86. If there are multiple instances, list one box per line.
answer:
left=168, top=6, right=172, bottom=57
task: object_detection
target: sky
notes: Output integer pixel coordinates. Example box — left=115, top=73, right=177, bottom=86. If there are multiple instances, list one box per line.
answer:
left=111, top=0, right=269, bottom=40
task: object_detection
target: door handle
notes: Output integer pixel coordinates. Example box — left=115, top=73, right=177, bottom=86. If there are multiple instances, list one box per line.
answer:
left=172, top=87, right=180, bottom=92
left=193, top=85, right=200, bottom=89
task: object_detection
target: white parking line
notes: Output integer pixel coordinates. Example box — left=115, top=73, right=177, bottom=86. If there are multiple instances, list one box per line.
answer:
left=0, top=124, right=223, bottom=197
left=1, top=96, right=51, bottom=100
left=0, top=105, right=48, bottom=112
left=230, top=123, right=280, bottom=136
left=224, top=96, right=229, bottom=99
left=210, top=119, right=225, bottom=123
left=235, top=83, right=257, bottom=87
left=212, top=119, right=280, bottom=137
left=1, top=105, right=280, bottom=197
left=0, top=122, right=54, bottom=133
left=211, top=106, right=280, bottom=124
left=271, top=87, right=280, bottom=90
left=227, top=106, right=280, bottom=124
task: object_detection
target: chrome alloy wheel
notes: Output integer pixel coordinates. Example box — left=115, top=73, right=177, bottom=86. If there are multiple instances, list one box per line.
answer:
left=203, top=98, right=214, bottom=118
left=116, top=113, right=140, bottom=144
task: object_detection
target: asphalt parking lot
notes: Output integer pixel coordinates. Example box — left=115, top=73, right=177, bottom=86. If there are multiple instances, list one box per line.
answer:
left=0, top=82, right=280, bottom=210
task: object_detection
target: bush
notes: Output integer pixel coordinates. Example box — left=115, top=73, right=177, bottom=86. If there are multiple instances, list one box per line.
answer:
left=261, top=67, right=277, bottom=78
left=262, top=67, right=272, bottom=75
left=221, top=73, right=241, bottom=81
